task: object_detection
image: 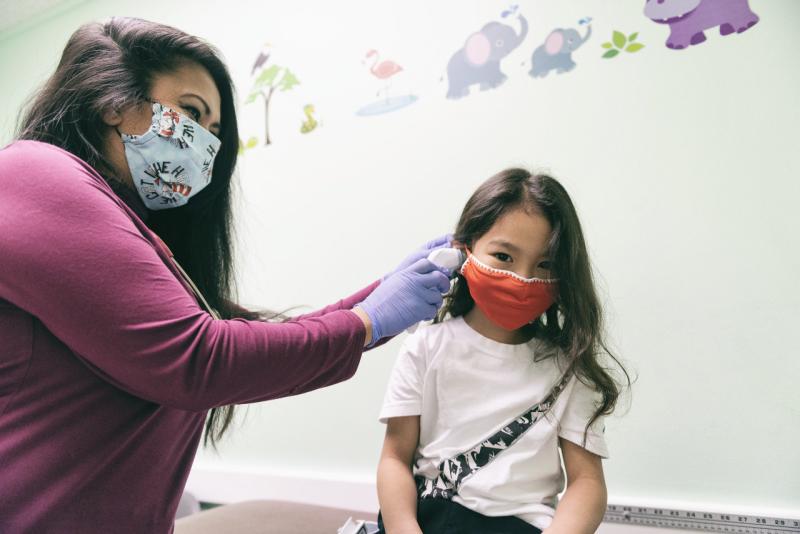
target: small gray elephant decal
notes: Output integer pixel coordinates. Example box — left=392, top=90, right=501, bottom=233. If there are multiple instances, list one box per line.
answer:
left=446, top=14, right=529, bottom=99
left=530, top=24, right=592, bottom=78
left=644, top=0, right=759, bottom=50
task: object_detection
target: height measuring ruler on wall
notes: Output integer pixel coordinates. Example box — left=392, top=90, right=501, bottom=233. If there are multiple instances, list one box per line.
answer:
left=604, top=504, right=800, bottom=533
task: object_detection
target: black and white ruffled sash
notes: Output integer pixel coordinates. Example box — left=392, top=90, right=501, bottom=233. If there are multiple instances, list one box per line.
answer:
left=416, top=371, right=573, bottom=500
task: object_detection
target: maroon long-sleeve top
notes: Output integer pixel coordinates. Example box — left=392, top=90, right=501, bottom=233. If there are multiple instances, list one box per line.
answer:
left=0, top=140, right=378, bottom=532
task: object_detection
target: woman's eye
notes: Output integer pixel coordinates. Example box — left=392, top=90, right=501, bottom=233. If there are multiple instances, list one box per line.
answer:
left=183, top=105, right=201, bottom=121
left=493, top=252, right=512, bottom=262
left=538, top=261, right=553, bottom=270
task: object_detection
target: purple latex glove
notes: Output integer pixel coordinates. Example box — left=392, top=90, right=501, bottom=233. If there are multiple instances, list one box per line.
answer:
left=383, top=234, right=453, bottom=280
left=358, top=258, right=451, bottom=346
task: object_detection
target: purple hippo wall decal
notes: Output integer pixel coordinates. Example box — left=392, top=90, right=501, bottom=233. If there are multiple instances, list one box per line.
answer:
left=644, top=0, right=759, bottom=50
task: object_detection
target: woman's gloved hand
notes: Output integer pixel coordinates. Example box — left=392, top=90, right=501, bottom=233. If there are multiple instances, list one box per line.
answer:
left=383, top=234, right=452, bottom=280
left=357, top=259, right=451, bottom=346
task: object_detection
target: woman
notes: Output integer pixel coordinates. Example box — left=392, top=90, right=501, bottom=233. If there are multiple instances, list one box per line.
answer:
left=0, top=17, right=450, bottom=532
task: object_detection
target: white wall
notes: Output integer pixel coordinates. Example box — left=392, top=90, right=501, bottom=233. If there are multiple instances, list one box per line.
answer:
left=2, top=0, right=798, bottom=515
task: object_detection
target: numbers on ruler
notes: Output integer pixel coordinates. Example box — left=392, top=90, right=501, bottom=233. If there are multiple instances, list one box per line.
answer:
left=604, top=505, right=800, bottom=534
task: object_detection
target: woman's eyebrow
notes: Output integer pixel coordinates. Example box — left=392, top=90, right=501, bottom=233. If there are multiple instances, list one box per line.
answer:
left=181, top=93, right=210, bottom=115
left=180, top=93, right=221, bottom=131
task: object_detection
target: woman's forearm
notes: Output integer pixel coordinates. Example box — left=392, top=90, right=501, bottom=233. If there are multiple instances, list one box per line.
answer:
left=285, top=281, right=381, bottom=322
left=377, top=456, right=422, bottom=534
left=544, top=476, right=607, bottom=534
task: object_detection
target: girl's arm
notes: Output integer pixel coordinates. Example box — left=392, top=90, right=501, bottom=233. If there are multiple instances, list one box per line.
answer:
left=543, top=438, right=608, bottom=534
left=377, top=415, right=423, bottom=534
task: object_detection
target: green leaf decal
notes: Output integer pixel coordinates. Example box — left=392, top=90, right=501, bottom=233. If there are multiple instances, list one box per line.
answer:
left=612, top=31, right=626, bottom=49
left=244, top=92, right=259, bottom=105
left=602, top=42, right=613, bottom=49
left=278, top=69, right=300, bottom=91
left=602, top=49, right=620, bottom=59
left=626, top=43, right=645, bottom=53
left=256, top=65, right=281, bottom=86
left=628, top=32, right=639, bottom=42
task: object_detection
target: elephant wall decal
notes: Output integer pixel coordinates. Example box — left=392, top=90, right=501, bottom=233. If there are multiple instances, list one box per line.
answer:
left=445, top=14, right=529, bottom=100
left=529, top=24, right=592, bottom=78
left=644, top=0, right=759, bottom=50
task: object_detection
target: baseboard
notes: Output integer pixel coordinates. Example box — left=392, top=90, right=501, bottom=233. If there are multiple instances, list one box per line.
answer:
left=185, top=466, right=800, bottom=533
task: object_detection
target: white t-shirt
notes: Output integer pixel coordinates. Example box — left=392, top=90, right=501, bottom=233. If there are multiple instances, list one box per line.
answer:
left=379, top=316, right=609, bottom=530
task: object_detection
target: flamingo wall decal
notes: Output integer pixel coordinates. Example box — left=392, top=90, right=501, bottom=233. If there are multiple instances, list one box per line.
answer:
left=364, top=49, right=404, bottom=101
left=364, top=49, right=403, bottom=80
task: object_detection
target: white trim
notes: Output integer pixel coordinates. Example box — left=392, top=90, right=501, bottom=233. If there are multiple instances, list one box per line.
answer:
left=462, top=254, right=558, bottom=284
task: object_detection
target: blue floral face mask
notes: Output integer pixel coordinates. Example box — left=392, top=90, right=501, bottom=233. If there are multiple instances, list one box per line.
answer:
left=120, top=102, right=221, bottom=210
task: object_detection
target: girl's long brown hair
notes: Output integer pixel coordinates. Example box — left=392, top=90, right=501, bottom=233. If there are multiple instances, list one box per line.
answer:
left=435, top=168, right=630, bottom=437
left=16, top=17, right=263, bottom=448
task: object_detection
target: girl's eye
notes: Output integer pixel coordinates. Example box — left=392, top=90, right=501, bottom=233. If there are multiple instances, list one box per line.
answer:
left=493, top=252, right=512, bottom=262
left=183, top=105, right=201, bottom=121
left=538, top=260, right=553, bottom=270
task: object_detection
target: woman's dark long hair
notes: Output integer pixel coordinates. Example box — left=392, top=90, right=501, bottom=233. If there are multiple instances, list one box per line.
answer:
left=435, top=168, right=630, bottom=438
left=15, top=17, right=256, bottom=447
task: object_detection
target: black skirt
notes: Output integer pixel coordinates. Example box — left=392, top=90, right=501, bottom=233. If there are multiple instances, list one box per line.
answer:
left=377, top=498, right=543, bottom=534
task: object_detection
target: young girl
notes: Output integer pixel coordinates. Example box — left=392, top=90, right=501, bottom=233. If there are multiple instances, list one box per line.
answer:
left=376, top=169, right=629, bottom=534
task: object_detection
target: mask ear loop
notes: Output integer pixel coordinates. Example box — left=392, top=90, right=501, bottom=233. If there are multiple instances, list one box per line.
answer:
left=459, top=247, right=473, bottom=276
left=113, top=97, right=157, bottom=137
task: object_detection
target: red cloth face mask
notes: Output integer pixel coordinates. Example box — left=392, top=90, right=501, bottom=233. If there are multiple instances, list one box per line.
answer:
left=460, top=249, right=558, bottom=331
